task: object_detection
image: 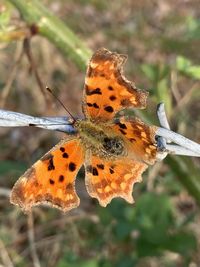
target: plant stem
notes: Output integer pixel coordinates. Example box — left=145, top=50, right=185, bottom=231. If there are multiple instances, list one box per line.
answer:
left=7, top=0, right=92, bottom=70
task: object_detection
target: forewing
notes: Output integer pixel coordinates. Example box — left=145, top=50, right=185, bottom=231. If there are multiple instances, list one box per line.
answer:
left=10, top=138, right=84, bottom=213
left=83, top=48, right=148, bottom=121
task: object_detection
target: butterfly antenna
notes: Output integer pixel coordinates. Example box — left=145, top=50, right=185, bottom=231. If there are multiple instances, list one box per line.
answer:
left=46, top=87, right=76, bottom=124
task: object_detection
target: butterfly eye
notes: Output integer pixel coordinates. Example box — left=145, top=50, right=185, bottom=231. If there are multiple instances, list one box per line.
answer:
left=103, top=137, right=124, bottom=156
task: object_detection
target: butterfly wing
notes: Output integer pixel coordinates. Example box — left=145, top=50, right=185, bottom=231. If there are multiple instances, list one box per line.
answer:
left=10, top=138, right=84, bottom=213
left=113, top=116, right=158, bottom=165
left=84, top=152, right=147, bottom=207
left=83, top=48, right=148, bottom=121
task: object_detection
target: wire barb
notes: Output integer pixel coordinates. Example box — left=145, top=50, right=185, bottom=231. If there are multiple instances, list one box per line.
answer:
left=0, top=109, right=76, bottom=133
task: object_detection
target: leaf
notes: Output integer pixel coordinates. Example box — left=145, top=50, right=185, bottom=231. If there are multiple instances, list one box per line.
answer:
left=164, top=231, right=197, bottom=254
left=133, top=193, right=174, bottom=243
left=176, top=56, right=200, bottom=79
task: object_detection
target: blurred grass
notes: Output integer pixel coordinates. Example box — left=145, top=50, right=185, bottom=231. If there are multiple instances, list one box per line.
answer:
left=0, top=0, right=200, bottom=267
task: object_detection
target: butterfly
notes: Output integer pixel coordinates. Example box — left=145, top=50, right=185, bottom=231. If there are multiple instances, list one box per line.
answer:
left=10, top=48, right=158, bottom=213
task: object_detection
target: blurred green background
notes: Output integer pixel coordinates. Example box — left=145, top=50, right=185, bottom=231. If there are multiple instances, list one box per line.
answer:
left=0, top=1, right=200, bottom=266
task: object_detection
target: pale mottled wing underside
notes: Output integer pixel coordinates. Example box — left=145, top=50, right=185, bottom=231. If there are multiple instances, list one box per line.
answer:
left=83, top=48, right=148, bottom=121
left=113, top=116, right=158, bottom=165
left=84, top=152, right=147, bottom=207
left=10, top=138, right=84, bottom=213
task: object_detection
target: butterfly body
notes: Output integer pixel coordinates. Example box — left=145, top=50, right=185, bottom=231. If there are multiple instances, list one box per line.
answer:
left=75, top=119, right=126, bottom=159
left=10, top=48, right=158, bottom=213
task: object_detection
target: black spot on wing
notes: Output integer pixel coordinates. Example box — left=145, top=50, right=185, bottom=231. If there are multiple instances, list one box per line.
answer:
left=104, top=106, right=114, bottom=113
left=49, top=179, right=55, bottom=185
left=87, top=102, right=99, bottom=109
left=69, top=162, right=76, bottom=172
left=109, top=95, right=116, bottom=101
left=118, top=122, right=127, bottom=129
left=93, top=103, right=99, bottom=109
left=86, top=165, right=99, bottom=176
left=87, top=102, right=93, bottom=107
left=109, top=168, right=114, bottom=174
left=62, top=152, right=69, bottom=158
left=97, top=164, right=104, bottom=170
left=48, top=157, right=55, bottom=171
left=86, top=87, right=102, bottom=95
left=92, top=167, right=98, bottom=176
left=59, top=175, right=64, bottom=182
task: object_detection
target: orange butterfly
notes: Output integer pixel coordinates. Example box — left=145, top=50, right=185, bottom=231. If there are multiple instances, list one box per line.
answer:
left=10, top=48, right=158, bottom=213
